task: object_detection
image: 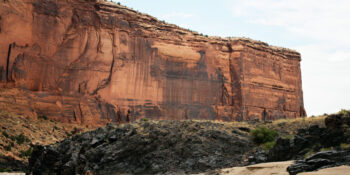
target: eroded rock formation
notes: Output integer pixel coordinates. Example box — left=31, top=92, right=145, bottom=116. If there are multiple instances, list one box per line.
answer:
left=0, top=0, right=306, bottom=125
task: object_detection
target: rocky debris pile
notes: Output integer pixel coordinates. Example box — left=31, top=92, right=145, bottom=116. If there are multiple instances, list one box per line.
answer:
left=29, top=120, right=253, bottom=174
left=267, top=112, right=350, bottom=162
left=287, top=149, right=350, bottom=175
left=248, top=149, right=268, bottom=164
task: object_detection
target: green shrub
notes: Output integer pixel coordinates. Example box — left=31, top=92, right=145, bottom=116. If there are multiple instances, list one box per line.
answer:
left=262, top=141, right=276, bottom=151
left=250, top=126, right=278, bottom=144
left=2, top=132, right=30, bottom=144
left=65, top=131, right=72, bottom=137
left=38, top=115, right=48, bottom=120
left=0, top=168, right=12, bottom=172
left=4, top=144, right=12, bottom=151
left=2, top=131, right=9, bottom=138
left=14, top=134, right=30, bottom=145
left=338, top=109, right=350, bottom=116
left=304, top=149, right=315, bottom=158
left=341, top=143, right=350, bottom=150
left=53, top=125, right=58, bottom=130
left=282, top=135, right=294, bottom=140
left=19, top=147, right=33, bottom=158
left=141, top=118, right=150, bottom=122
left=320, top=147, right=334, bottom=152
left=9, top=135, right=16, bottom=141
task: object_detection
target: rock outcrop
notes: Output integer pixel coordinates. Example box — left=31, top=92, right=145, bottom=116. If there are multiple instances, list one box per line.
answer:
left=267, top=113, right=350, bottom=162
left=287, top=149, right=350, bottom=175
left=0, top=0, right=305, bottom=125
left=29, top=120, right=253, bottom=174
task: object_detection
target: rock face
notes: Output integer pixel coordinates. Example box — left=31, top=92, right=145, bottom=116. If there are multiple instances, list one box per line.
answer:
left=0, top=0, right=305, bottom=125
left=29, top=120, right=253, bottom=174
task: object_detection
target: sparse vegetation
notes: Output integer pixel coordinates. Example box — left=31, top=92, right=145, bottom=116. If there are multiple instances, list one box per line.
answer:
left=320, top=147, right=334, bottom=152
left=2, top=131, right=9, bottom=138
left=338, top=109, right=350, bottom=116
left=71, top=127, right=83, bottom=135
left=304, top=149, right=315, bottom=158
left=140, top=118, right=150, bottom=122
left=0, top=168, right=12, bottom=172
left=262, top=141, right=276, bottom=151
left=38, top=115, right=48, bottom=120
left=4, top=144, right=12, bottom=151
left=2, top=132, right=30, bottom=144
left=250, top=126, right=278, bottom=144
left=341, top=143, right=350, bottom=150
left=65, top=131, right=72, bottom=137
left=13, top=133, right=30, bottom=145
left=282, top=135, right=294, bottom=140
left=19, top=147, right=33, bottom=158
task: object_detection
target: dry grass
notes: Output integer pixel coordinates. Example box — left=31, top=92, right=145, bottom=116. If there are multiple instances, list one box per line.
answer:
left=266, top=116, right=326, bottom=137
left=130, top=115, right=326, bottom=140
left=0, top=111, right=90, bottom=162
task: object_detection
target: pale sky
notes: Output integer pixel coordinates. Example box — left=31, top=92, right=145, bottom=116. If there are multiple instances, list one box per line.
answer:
left=113, top=0, right=350, bottom=116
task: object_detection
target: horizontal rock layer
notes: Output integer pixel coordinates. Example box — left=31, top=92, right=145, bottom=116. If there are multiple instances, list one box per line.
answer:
left=0, top=0, right=305, bottom=125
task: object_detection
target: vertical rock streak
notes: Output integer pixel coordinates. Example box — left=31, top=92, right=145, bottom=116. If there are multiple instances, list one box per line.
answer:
left=6, top=44, right=12, bottom=82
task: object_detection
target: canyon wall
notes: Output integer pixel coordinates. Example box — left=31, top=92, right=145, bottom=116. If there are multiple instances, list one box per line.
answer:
left=0, top=0, right=305, bottom=126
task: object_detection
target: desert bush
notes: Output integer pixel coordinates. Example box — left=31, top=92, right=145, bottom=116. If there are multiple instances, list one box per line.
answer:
left=19, top=147, right=33, bottom=158
left=282, top=135, right=294, bottom=140
left=141, top=118, right=150, bottom=122
left=320, top=147, right=334, bottom=152
left=341, top=143, right=350, bottom=150
left=14, top=134, right=30, bottom=145
left=2, top=131, right=9, bottom=138
left=0, top=168, right=12, bottom=172
left=4, top=144, right=12, bottom=151
left=38, top=115, right=48, bottom=120
left=250, top=126, right=278, bottom=144
left=262, top=141, right=276, bottom=151
left=53, top=125, right=58, bottom=130
left=304, top=149, right=315, bottom=158
left=338, top=109, right=350, bottom=116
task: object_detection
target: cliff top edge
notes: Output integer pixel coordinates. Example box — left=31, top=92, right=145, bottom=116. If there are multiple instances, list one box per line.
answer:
left=92, top=0, right=300, bottom=59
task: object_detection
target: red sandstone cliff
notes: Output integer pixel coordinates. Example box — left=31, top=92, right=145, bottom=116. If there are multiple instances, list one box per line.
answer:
left=0, top=0, right=306, bottom=126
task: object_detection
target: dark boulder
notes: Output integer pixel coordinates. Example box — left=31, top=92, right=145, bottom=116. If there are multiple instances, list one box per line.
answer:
left=287, top=149, right=350, bottom=175
left=248, top=149, right=267, bottom=164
